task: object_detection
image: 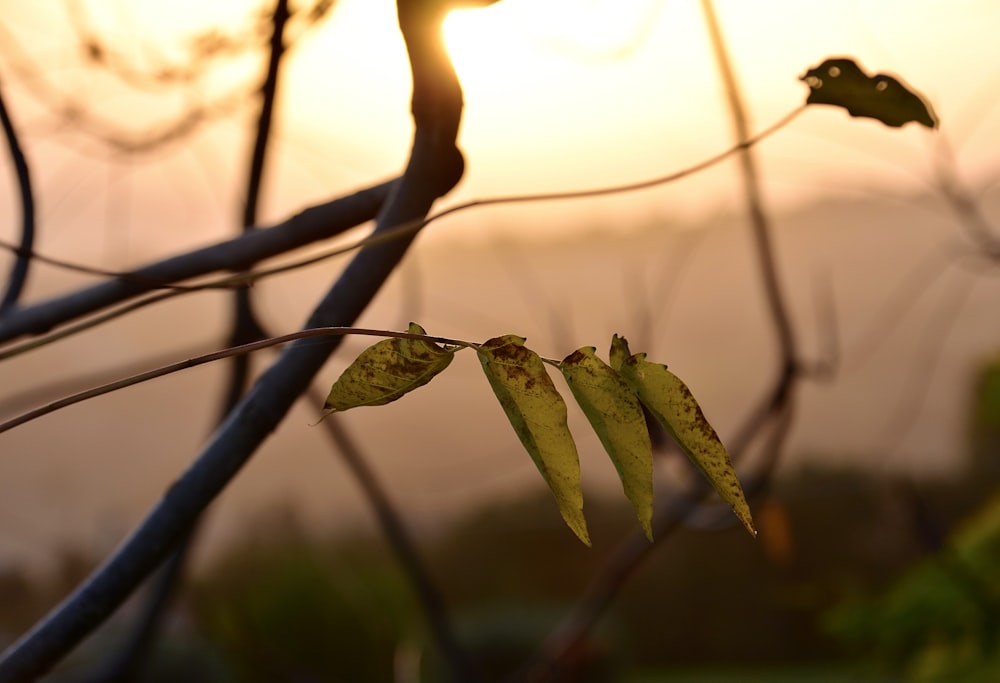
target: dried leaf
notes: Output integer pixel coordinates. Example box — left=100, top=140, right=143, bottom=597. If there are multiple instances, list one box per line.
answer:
left=478, top=335, right=590, bottom=545
left=561, top=346, right=653, bottom=540
left=612, top=336, right=756, bottom=536
left=324, top=323, right=454, bottom=411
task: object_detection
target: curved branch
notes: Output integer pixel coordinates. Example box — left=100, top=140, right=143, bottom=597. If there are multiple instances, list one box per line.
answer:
left=311, top=396, right=472, bottom=679
left=0, top=102, right=801, bottom=353
left=0, top=79, right=35, bottom=312
left=700, top=0, right=797, bottom=377
left=86, top=3, right=294, bottom=680
left=0, top=1, right=466, bottom=678
left=0, top=178, right=395, bottom=344
left=513, top=5, right=805, bottom=676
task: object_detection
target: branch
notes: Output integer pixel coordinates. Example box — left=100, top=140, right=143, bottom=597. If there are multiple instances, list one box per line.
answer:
left=0, top=0, right=465, bottom=678
left=310, top=393, right=473, bottom=678
left=0, top=101, right=802, bottom=353
left=0, top=178, right=395, bottom=344
left=512, top=5, right=806, bottom=675
left=85, top=3, right=293, bottom=680
left=0, top=327, right=475, bottom=435
left=0, top=78, right=35, bottom=312
left=700, top=0, right=797, bottom=379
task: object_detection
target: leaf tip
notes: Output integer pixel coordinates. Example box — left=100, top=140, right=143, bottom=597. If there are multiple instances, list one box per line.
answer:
left=561, top=508, right=591, bottom=546
left=734, top=506, right=757, bottom=538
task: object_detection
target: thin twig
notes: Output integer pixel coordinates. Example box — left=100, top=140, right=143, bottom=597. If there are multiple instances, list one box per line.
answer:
left=0, top=103, right=801, bottom=359
left=0, top=326, right=474, bottom=435
left=873, top=271, right=978, bottom=460
left=309, top=392, right=473, bottom=679
left=0, top=178, right=395, bottom=344
left=512, top=6, right=805, bottom=676
left=84, top=3, right=293, bottom=680
left=934, top=135, right=1000, bottom=256
left=216, top=105, right=805, bottom=288
left=0, top=3, right=468, bottom=677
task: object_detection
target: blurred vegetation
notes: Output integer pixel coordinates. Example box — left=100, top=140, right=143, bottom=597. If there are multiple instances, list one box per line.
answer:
left=826, top=470, right=1000, bottom=680
left=824, top=352, right=1000, bottom=683
left=826, top=493, right=1000, bottom=682
left=185, top=510, right=415, bottom=682
left=155, top=467, right=1000, bottom=680
left=971, top=352, right=1000, bottom=474
left=3, top=355, right=999, bottom=681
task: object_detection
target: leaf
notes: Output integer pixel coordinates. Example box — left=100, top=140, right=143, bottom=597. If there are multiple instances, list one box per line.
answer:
left=800, top=57, right=938, bottom=129
left=609, top=333, right=629, bottom=372
left=612, top=336, right=756, bottom=536
left=560, top=347, right=653, bottom=540
left=324, top=323, right=455, bottom=411
left=478, top=335, right=590, bottom=545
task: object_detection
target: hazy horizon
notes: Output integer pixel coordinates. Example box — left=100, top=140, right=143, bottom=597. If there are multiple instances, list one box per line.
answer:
left=2, top=188, right=998, bottom=575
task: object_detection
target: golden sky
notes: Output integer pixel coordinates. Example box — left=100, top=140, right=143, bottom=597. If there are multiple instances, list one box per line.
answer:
left=1, top=0, right=999, bottom=251
left=289, top=0, right=1000, bottom=237
left=2, top=0, right=999, bottom=570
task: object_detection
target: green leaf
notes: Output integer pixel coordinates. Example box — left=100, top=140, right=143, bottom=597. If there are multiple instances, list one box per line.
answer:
left=800, top=57, right=938, bottom=129
left=560, top=347, right=653, bottom=540
left=324, top=323, right=455, bottom=411
left=477, top=335, right=590, bottom=545
left=612, top=336, right=756, bottom=536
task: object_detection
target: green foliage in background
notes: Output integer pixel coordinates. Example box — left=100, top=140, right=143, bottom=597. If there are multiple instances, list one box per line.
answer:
left=188, top=531, right=413, bottom=683
left=970, top=353, right=1000, bottom=469
left=827, top=491, right=1000, bottom=682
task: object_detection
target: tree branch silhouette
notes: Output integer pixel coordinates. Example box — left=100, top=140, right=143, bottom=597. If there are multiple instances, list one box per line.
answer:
left=309, top=391, right=474, bottom=680
left=512, top=3, right=805, bottom=675
left=0, top=106, right=800, bottom=355
left=0, top=0, right=466, bottom=678
left=0, top=77, right=34, bottom=312
left=83, top=3, right=293, bottom=681
left=0, top=178, right=394, bottom=343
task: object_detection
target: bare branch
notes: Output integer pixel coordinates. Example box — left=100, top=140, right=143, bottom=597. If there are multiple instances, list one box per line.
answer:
left=86, top=2, right=294, bottom=679
left=0, top=77, right=35, bottom=312
left=310, top=392, right=474, bottom=678
left=512, top=5, right=807, bottom=674
left=0, top=178, right=395, bottom=344
left=0, top=1, right=466, bottom=677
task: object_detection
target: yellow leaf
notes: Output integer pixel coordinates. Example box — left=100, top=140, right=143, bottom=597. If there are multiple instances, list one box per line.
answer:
left=324, top=323, right=454, bottom=411
left=478, top=335, right=590, bottom=545
left=613, top=336, right=756, bottom=536
left=561, top=346, right=653, bottom=540
left=610, top=333, right=630, bottom=372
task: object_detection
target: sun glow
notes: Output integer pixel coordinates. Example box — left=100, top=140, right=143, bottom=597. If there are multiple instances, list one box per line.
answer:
left=443, top=0, right=665, bottom=83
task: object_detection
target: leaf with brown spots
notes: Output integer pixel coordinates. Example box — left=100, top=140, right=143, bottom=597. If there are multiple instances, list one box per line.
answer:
left=324, top=323, right=455, bottom=411
left=612, top=336, right=756, bottom=536
left=560, top=346, right=653, bottom=540
left=478, top=335, right=590, bottom=545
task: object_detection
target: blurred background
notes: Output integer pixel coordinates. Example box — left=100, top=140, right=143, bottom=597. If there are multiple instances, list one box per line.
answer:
left=1, top=0, right=999, bottom=680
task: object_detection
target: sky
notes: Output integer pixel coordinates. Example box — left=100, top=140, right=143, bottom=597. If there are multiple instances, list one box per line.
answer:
left=1, top=1, right=999, bottom=571
left=1, top=0, right=999, bottom=256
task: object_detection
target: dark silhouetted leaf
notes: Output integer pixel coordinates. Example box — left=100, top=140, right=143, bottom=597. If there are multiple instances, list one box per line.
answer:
left=561, top=346, right=654, bottom=539
left=801, top=57, right=937, bottom=129
left=478, top=335, right=590, bottom=545
left=324, top=323, right=454, bottom=411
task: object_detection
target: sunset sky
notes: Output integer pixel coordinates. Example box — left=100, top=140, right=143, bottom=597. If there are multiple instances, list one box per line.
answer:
left=1, top=1, right=1000, bottom=571
left=1, top=0, right=998, bottom=255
